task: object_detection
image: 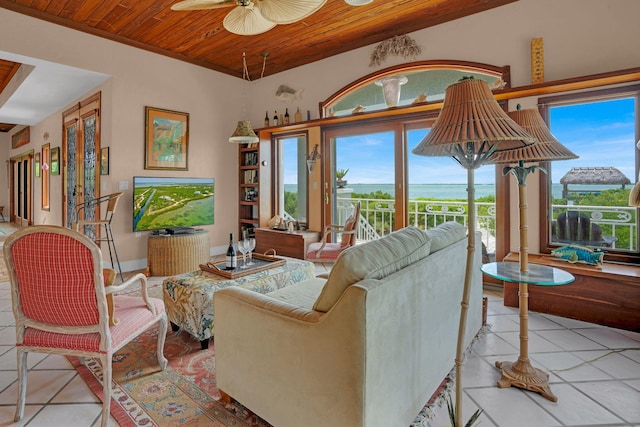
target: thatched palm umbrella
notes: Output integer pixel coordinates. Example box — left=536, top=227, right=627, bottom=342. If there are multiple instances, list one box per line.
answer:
left=560, top=167, right=631, bottom=198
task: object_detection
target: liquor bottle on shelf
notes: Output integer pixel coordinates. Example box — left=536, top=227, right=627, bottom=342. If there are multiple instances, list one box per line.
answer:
left=225, top=233, right=237, bottom=270
left=264, top=110, right=270, bottom=127
left=284, top=108, right=290, bottom=125
left=272, top=111, right=278, bottom=127
left=294, top=107, right=302, bottom=123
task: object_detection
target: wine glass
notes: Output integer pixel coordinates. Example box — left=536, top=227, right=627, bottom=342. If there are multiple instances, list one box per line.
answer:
left=247, top=238, right=256, bottom=265
left=237, top=240, right=248, bottom=269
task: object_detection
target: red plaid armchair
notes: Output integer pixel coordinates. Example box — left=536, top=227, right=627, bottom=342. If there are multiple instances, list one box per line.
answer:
left=4, top=225, right=168, bottom=427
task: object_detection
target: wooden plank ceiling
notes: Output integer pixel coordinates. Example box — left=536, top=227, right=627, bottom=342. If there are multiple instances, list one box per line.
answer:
left=0, top=58, right=20, bottom=132
left=0, top=0, right=517, bottom=80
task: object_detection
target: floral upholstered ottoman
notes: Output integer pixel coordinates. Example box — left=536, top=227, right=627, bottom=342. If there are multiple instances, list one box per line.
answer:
left=162, top=258, right=314, bottom=349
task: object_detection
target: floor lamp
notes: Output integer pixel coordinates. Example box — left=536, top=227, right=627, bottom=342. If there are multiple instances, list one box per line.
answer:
left=412, top=79, right=537, bottom=427
left=486, top=107, right=578, bottom=401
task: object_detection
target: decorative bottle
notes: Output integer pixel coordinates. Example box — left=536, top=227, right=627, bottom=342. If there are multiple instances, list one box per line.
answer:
left=284, top=108, right=290, bottom=125
left=294, top=107, right=302, bottom=123
left=272, top=111, right=278, bottom=127
left=264, top=110, right=270, bottom=127
left=225, top=233, right=237, bottom=270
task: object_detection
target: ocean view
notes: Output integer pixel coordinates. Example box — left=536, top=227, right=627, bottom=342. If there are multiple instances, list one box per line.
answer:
left=285, top=183, right=624, bottom=200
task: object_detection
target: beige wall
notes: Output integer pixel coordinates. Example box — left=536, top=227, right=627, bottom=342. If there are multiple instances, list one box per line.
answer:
left=0, top=7, right=245, bottom=271
left=1, top=0, right=639, bottom=268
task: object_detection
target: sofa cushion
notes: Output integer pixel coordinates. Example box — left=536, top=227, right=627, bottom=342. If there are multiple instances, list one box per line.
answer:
left=426, top=221, right=467, bottom=253
left=312, top=226, right=431, bottom=312
left=267, top=278, right=327, bottom=310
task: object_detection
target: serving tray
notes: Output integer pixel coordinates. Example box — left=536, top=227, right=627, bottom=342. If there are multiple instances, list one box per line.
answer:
left=199, top=251, right=286, bottom=279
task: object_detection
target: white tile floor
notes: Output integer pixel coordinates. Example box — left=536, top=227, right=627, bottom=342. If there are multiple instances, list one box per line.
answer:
left=0, top=277, right=639, bottom=426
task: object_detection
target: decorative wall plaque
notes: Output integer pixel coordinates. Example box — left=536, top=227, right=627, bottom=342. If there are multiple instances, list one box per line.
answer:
left=531, top=37, right=544, bottom=84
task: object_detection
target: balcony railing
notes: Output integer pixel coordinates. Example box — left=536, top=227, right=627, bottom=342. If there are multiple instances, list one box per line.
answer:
left=330, top=197, right=637, bottom=254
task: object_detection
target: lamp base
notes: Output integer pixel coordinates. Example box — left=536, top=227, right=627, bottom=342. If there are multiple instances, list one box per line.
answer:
left=495, top=358, right=557, bottom=402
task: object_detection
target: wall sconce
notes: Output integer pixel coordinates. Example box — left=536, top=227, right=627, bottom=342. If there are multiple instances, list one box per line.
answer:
left=306, top=144, right=320, bottom=173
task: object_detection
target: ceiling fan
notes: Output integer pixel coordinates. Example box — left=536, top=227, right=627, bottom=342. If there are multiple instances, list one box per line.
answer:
left=170, top=0, right=328, bottom=36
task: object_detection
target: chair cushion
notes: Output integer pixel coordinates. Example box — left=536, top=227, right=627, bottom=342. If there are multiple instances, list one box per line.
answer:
left=312, top=226, right=431, bottom=312
left=19, top=296, right=165, bottom=353
left=306, top=242, right=344, bottom=260
left=426, top=221, right=467, bottom=253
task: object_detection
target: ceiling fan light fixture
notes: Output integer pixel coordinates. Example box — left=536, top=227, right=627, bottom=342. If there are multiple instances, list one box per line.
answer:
left=259, top=0, right=327, bottom=25
left=223, top=3, right=277, bottom=35
left=344, top=0, right=373, bottom=5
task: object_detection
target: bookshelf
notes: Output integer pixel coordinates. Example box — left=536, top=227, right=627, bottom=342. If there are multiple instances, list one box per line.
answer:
left=239, top=142, right=269, bottom=239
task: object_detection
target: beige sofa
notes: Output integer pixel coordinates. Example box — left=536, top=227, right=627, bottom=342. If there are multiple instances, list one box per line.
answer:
left=214, top=223, right=483, bottom=427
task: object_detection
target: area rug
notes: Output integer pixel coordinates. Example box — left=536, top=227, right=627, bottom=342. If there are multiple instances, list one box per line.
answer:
left=70, top=299, right=487, bottom=426
left=69, top=325, right=462, bottom=426
left=69, top=327, right=271, bottom=426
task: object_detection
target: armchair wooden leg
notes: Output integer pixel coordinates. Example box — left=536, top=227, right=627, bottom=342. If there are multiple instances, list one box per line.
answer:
left=14, top=348, right=27, bottom=422
left=157, top=315, right=169, bottom=370
left=100, top=354, right=112, bottom=427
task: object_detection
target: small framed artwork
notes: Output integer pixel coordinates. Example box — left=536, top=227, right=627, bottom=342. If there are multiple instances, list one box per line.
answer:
left=12, top=127, right=30, bottom=149
left=100, top=147, right=109, bottom=175
left=34, top=152, right=41, bottom=178
left=144, top=106, right=189, bottom=170
left=50, top=147, right=60, bottom=175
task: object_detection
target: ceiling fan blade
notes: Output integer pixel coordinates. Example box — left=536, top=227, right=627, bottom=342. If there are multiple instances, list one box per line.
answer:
left=223, top=3, right=276, bottom=35
left=171, top=0, right=235, bottom=11
left=257, top=0, right=327, bottom=24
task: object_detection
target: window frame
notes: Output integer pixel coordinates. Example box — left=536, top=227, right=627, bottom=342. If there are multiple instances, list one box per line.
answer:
left=320, top=60, right=510, bottom=119
left=538, top=85, right=640, bottom=265
left=271, top=130, right=310, bottom=227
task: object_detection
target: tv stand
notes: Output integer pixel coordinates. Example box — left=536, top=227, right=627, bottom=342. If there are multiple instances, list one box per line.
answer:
left=148, top=230, right=209, bottom=276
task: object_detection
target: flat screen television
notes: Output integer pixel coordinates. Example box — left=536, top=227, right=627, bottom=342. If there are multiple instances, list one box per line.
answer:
left=133, top=176, right=214, bottom=233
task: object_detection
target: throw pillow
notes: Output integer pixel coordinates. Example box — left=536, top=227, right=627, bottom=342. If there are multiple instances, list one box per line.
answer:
left=312, top=225, right=431, bottom=313
left=426, top=221, right=467, bottom=253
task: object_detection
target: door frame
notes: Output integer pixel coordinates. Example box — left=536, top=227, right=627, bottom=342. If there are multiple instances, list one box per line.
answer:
left=9, top=150, right=34, bottom=227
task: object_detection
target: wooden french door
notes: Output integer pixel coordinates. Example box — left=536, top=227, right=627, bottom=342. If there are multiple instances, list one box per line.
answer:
left=9, top=151, right=33, bottom=227
left=62, top=92, right=101, bottom=231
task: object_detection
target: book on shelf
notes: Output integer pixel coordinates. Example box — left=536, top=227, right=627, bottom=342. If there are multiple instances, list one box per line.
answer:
left=243, top=169, right=257, bottom=184
left=244, top=151, right=258, bottom=166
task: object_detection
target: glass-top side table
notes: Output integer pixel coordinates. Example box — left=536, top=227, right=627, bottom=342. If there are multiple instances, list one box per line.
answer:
left=481, top=261, right=575, bottom=402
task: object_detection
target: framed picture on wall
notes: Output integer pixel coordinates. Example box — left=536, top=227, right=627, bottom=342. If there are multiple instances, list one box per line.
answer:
left=34, top=152, right=41, bottom=178
left=50, top=147, right=60, bottom=175
left=100, top=147, right=109, bottom=175
left=12, top=127, right=30, bottom=149
left=144, top=106, right=189, bottom=170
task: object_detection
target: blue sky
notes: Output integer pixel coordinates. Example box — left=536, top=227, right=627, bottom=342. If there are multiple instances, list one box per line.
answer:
left=284, top=97, right=636, bottom=185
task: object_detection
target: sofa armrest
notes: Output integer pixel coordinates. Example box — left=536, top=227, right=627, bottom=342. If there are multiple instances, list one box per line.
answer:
left=215, top=286, right=323, bottom=323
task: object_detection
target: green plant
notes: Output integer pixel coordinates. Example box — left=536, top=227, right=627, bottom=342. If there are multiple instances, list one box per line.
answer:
left=445, top=392, right=483, bottom=427
left=336, top=168, right=349, bottom=179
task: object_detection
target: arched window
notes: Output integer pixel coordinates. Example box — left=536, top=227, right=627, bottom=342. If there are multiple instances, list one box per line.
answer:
left=320, top=60, right=510, bottom=118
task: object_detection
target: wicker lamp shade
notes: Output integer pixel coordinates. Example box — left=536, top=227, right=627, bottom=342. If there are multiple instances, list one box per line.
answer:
left=412, top=78, right=536, bottom=159
left=259, top=0, right=327, bottom=24
left=229, top=120, right=259, bottom=144
left=223, top=4, right=276, bottom=36
left=487, top=108, right=578, bottom=164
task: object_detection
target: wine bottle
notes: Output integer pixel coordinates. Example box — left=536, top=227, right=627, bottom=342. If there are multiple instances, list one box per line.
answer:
left=272, top=111, right=278, bottom=127
left=225, top=233, right=237, bottom=270
left=284, top=108, right=290, bottom=125
left=264, top=110, right=270, bottom=127
left=294, top=107, right=302, bottom=123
